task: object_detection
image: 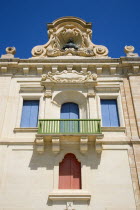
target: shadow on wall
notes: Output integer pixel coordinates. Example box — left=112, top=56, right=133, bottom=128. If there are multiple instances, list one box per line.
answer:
left=88, top=143, right=101, bottom=169
left=28, top=143, right=101, bottom=170
left=28, top=145, right=54, bottom=170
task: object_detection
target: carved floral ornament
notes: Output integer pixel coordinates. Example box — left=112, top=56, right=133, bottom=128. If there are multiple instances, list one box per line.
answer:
left=31, top=17, right=109, bottom=58
left=41, top=70, right=97, bottom=84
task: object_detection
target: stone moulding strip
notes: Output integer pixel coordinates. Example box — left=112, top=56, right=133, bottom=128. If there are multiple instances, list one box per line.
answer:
left=96, top=140, right=132, bottom=144
left=95, top=85, right=120, bottom=93
left=19, top=84, right=44, bottom=93
left=0, top=142, right=35, bottom=145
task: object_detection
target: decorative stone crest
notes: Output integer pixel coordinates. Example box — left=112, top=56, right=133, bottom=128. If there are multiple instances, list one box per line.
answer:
left=41, top=70, right=97, bottom=84
left=31, top=17, right=109, bottom=58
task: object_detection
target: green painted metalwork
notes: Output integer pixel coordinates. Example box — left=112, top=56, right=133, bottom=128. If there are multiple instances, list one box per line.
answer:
left=38, top=119, right=101, bottom=134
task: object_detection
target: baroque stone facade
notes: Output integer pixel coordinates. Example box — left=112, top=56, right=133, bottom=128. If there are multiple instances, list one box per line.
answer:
left=0, top=17, right=140, bottom=210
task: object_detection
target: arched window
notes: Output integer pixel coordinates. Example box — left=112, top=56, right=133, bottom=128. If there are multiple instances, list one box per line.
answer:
left=60, top=102, right=79, bottom=133
left=59, top=153, right=81, bottom=189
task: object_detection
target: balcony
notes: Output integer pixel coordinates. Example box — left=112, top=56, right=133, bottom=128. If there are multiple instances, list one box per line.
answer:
left=38, top=119, right=101, bottom=135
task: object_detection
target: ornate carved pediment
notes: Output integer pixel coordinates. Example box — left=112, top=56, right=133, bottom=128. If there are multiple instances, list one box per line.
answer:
left=31, top=17, right=109, bottom=58
left=41, top=70, right=97, bottom=84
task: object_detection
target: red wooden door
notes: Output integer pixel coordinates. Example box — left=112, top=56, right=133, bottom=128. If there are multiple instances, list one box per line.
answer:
left=59, top=153, right=81, bottom=189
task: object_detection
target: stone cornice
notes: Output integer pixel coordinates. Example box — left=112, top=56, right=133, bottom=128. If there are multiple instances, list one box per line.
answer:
left=0, top=57, right=140, bottom=65
left=0, top=56, right=139, bottom=64
left=0, top=57, right=140, bottom=76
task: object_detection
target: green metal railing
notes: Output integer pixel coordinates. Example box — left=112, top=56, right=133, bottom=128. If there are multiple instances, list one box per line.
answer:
left=38, top=119, right=101, bottom=134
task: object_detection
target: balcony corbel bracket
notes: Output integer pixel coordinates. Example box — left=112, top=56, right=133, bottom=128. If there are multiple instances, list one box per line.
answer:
left=35, top=137, right=45, bottom=154
left=52, top=137, right=60, bottom=153
left=95, top=141, right=103, bottom=153
left=80, top=137, right=88, bottom=153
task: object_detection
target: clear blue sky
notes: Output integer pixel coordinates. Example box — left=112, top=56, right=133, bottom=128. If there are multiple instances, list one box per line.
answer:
left=0, top=0, right=139, bottom=58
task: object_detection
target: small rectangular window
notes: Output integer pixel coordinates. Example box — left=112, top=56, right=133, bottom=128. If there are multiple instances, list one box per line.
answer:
left=20, top=100, right=39, bottom=127
left=101, top=99, right=120, bottom=127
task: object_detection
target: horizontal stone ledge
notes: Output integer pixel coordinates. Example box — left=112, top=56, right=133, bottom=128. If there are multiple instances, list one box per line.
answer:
left=49, top=190, right=91, bottom=201
left=101, top=127, right=126, bottom=132
left=36, top=134, right=104, bottom=140
left=14, top=127, right=38, bottom=132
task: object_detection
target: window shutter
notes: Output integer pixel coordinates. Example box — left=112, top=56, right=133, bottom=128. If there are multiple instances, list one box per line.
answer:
left=59, top=155, right=71, bottom=189
left=101, top=99, right=120, bottom=127
left=101, top=100, right=110, bottom=127
left=71, top=155, right=81, bottom=189
left=20, top=101, right=31, bottom=127
left=69, top=103, right=79, bottom=119
left=60, top=103, right=70, bottom=119
left=29, top=100, right=39, bottom=127
left=20, top=100, right=39, bottom=127
left=109, top=100, right=120, bottom=126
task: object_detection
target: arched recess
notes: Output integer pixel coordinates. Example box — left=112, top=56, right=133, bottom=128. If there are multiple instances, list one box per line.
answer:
left=52, top=90, right=87, bottom=119
left=59, top=153, right=81, bottom=189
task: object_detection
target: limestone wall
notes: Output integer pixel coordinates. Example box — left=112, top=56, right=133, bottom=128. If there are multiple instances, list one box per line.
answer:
left=129, top=76, right=140, bottom=137
left=0, top=144, right=136, bottom=210
left=0, top=67, right=139, bottom=209
left=0, top=76, right=11, bottom=137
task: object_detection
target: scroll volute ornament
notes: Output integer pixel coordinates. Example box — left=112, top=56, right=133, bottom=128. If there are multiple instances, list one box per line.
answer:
left=124, top=45, right=139, bottom=57
left=31, top=17, right=109, bottom=57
